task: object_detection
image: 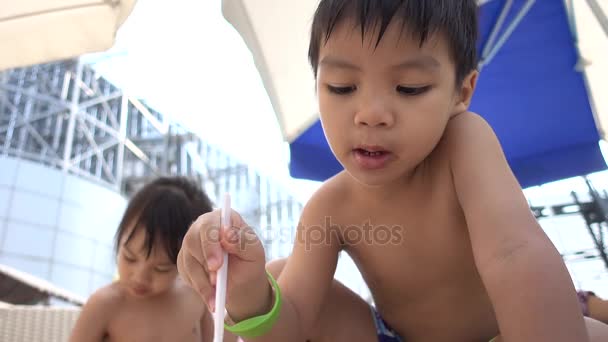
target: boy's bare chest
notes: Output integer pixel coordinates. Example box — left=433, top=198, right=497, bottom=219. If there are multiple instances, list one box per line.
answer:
left=107, top=297, right=203, bottom=342
left=340, top=187, right=497, bottom=339
left=343, top=193, right=475, bottom=295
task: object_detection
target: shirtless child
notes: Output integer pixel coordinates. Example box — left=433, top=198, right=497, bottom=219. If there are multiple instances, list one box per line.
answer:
left=69, top=177, right=237, bottom=341
left=177, top=0, right=608, bottom=341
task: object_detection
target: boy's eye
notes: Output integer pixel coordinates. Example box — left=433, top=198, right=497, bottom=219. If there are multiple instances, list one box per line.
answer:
left=155, top=267, right=172, bottom=273
left=396, top=85, right=430, bottom=96
left=327, top=84, right=356, bottom=95
left=123, top=255, right=136, bottom=263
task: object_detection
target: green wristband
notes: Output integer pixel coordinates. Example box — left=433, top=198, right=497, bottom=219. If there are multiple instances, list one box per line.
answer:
left=224, top=270, right=282, bottom=338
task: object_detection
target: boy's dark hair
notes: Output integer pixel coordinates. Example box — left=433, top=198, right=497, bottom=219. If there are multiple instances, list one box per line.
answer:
left=308, top=0, right=479, bottom=85
left=114, top=176, right=213, bottom=264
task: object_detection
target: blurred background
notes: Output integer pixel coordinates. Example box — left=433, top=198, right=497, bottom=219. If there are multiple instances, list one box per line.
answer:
left=1, top=0, right=608, bottom=335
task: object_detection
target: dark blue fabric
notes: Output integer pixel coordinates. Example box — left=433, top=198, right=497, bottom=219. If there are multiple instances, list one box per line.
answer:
left=288, top=0, right=606, bottom=188
left=371, top=306, right=403, bottom=342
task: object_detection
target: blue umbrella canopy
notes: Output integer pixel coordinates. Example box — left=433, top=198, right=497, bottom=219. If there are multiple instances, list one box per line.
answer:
left=223, top=0, right=608, bottom=188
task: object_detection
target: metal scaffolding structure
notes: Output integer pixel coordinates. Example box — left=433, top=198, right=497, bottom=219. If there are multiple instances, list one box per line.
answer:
left=0, top=59, right=302, bottom=260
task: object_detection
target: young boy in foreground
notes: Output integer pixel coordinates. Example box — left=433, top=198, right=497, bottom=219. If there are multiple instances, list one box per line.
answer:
left=177, top=1, right=608, bottom=340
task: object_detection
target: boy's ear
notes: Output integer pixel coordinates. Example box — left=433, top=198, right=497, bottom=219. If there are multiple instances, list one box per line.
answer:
left=452, top=70, right=479, bottom=114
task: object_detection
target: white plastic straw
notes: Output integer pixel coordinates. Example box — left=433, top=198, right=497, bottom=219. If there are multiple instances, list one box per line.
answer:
left=214, top=193, right=230, bottom=342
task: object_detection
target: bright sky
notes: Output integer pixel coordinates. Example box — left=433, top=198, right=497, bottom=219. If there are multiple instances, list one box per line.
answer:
left=88, top=0, right=322, bottom=202
left=87, top=0, right=608, bottom=296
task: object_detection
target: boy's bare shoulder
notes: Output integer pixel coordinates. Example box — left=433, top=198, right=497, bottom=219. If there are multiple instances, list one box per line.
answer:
left=433, top=111, right=499, bottom=164
left=84, top=282, right=126, bottom=313
left=70, top=282, right=124, bottom=340
left=301, top=171, right=352, bottom=218
left=442, top=112, right=496, bottom=150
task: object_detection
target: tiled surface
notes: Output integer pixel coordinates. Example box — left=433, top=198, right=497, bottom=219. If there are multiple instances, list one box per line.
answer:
left=58, top=201, right=123, bottom=243
left=0, top=157, right=19, bottom=187
left=62, top=176, right=114, bottom=205
left=98, top=200, right=127, bottom=244
left=0, top=221, right=6, bottom=249
left=0, top=186, right=10, bottom=219
left=10, top=190, right=59, bottom=228
left=50, top=263, right=93, bottom=298
left=57, top=201, right=93, bottom=238
left=14, top=159, right=63, bottom=198
left=0, top=156, right=127, bottom=298
left=2, top=221, right=55, bottom=259
left=93, top=243, right=116, bottom=276
left=53, top=231, right=95, bottom=269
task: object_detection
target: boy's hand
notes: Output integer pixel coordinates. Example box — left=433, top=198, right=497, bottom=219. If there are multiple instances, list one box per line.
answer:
left=177, top=209, right=272, bottom=322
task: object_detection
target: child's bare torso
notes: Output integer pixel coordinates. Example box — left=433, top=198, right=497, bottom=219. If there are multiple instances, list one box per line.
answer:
left=329, top=128, right=500, bottom=341
left=104, top=282, right=205, bottom=342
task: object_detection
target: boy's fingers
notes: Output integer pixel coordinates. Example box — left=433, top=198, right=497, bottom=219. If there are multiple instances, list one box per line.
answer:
left=194, top=208, right=261, bottom=271
left=229, top=209, right=246, bottom=228
left=182, top=252, right=215, bottom=308
left=181, top=217, right=207, bottom=267
left=220, top=225, right=262, bottom=262
left=200, top=210, right=224, bottom=272
left=178, top=216, right=206, bottom=265
left=177, top=251, right=196, bottom=287
left=176, top=250, right=189, bottom=283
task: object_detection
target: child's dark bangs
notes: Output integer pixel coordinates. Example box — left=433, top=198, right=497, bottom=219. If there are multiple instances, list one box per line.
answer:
left=329, top=1, right=434, bottom=48
left=319, top=0, right=402, bottom=46
left=140, top=188, right=192, bottom=263
left=114, top=177, right=213, bottom=264
left=312, top=0, right=442, bottom=68
left=121, top=187, right=192, bottom=263
left=309, top=0, right=478, bottom=83
left=122, top=213, right=153, bottom=259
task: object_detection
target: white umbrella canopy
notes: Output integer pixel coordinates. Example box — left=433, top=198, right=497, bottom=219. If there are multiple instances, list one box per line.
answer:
left=222, top=0, right=320, bottom=143
left=222, top=0, right=608, bottom=144
left=572, top=0, right=608, bottom=139
left=0, top=0, right=137, bottom=71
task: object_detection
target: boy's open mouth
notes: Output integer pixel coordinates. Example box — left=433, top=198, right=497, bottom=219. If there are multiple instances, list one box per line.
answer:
left=353, top=146, right=392, bottom=170
left=354, top=145, right=390, bottom=155
left=355, top=149, right=388, bottom=157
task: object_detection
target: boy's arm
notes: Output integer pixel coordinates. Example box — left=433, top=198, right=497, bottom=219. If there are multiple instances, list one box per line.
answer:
left=447, top=113, right=588, bottom=341
left=69, top=288, right=114, bottom=342
left=243, top=184, right=342, bottom=341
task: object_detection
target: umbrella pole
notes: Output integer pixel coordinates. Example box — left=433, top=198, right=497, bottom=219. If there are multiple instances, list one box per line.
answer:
left=585, top=0, right=608, bottom=38
left=479, top=0, right=536, bottom=69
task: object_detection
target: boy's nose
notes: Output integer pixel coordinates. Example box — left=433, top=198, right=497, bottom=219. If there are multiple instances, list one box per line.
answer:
left=354, top=104, right=395, bottom=128
left=132, top=269, right=152, bottom=283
